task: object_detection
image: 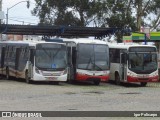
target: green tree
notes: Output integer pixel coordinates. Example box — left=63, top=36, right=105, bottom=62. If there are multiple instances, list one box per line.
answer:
left=32, top=0, right=108, bottom=27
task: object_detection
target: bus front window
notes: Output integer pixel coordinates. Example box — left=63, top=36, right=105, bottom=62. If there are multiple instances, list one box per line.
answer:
left=77, top=44, right=109, bottom=71
left=35, top=45, right=67, bottom=71
left=94, top=45, right=109, bottom=70
left=128, top=53, right=157, bottom=73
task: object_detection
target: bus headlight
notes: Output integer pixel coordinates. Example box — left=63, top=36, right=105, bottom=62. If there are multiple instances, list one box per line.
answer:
left=151, top=71, right=158, bottom=77
left=128, top=71, right=136, bottom=77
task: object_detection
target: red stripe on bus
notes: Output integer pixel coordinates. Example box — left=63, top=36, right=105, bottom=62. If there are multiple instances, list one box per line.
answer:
left=76, top=73, right=109, bottom=82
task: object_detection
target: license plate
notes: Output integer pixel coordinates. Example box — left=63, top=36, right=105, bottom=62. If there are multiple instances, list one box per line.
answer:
left=137, top=75, right=149, bottom=78
left=47, top=77, right=56, bottom=81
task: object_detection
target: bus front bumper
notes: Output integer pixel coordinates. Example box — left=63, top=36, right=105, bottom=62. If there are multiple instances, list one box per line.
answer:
left=76, top=73, right=110, bottom=82
left=127, top=75, right=159, bottom=82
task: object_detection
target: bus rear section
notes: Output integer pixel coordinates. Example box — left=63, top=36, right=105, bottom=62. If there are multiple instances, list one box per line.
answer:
left=66, top=39, right=110, bottom=85
left=109, top=43, right=159, bottom=86
left=0, top=41, right=68, bottom=84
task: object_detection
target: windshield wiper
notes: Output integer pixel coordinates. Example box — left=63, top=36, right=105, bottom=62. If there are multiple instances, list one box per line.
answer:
left=86, top=57, right=92, bottom=70
left=135, top=52, right=141, bottom=60
left=94, top=63, right=103, bottom=71
left=86, top=57, right=103, bottom=71
left=42, top=48, right=62, bottom=61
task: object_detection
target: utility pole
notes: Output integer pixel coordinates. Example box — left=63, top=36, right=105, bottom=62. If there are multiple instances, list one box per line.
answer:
left=0, top=0, right=2, bottom=24
left=0, top=0, right=2, bottom=40
left=6, top=0, right=30, bottom=25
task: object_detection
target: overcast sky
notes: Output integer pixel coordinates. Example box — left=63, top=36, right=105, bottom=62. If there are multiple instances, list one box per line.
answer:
left=2, top=0, right=39, bottom=25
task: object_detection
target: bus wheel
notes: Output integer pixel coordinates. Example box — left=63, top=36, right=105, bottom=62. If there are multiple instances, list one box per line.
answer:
left=140, top=82, right=147, bottom=87
left=115, top=73, right=120, bottom=85
left=93, top=80, right=100, bottom=85
left=6, top=68, right=10, bottom=80
left=25, top=71, right=31, bottom=84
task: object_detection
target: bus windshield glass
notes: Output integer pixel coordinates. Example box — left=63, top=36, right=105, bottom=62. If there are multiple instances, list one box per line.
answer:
left=77, top=44, right=109, bottom=71
left=35, top=44, right=67, bottom=71
left=128, top=47, right=157, bottom=74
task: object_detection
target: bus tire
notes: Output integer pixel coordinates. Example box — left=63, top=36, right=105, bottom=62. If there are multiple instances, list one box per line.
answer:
left=93, top=80, right=100, bottom=85
left=140, top=82, right=147, bottom=87
left=115, top=73, right=120, bottom=85
left=25, top=71, right=31, bottom=84
left=6, top=68, right=10, bottom=80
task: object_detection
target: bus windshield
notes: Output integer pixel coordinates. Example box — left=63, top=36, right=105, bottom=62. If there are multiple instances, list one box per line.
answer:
left=35, top=44, right=67, bottom=71
left=128, top=52, right=157, bottom=74
left=77, top=44, right=109, bottom=71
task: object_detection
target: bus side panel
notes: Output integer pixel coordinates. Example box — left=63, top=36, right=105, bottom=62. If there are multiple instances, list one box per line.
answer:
left=109, top=63, right=119, bottom=81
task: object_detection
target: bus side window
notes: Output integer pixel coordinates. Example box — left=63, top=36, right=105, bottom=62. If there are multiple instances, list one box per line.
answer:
left=24, top=47, right=29, bottom=60
left=5, top=46, right=9, bottom=58
left=9, top=46, right=14, bottom=58
left=110, top=49, right=120, bottom=63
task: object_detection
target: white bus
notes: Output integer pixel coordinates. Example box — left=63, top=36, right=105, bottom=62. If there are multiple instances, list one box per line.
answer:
left=64, top=38, right=110, bottom=85
left=0, top=39, right=68, bottom=84
left=108, top=43, right=159, bottom=86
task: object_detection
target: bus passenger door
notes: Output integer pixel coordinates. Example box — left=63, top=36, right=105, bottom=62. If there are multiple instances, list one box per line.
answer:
left=68, top=47, right=76, bottom=81
left=65, top=42, right=76, bottom=82
left=120, top=53, right=127, bottom=81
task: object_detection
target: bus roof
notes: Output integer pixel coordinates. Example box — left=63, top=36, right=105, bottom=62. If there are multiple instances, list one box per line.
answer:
left=62, top=38, right=107, bottom=45
left=0, top=40, right=66, bottom=47
left=107, top=42, right=156, bottom=49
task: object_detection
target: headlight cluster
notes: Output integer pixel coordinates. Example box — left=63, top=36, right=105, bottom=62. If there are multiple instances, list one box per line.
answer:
left=150, top=71, right=158, bottom=77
